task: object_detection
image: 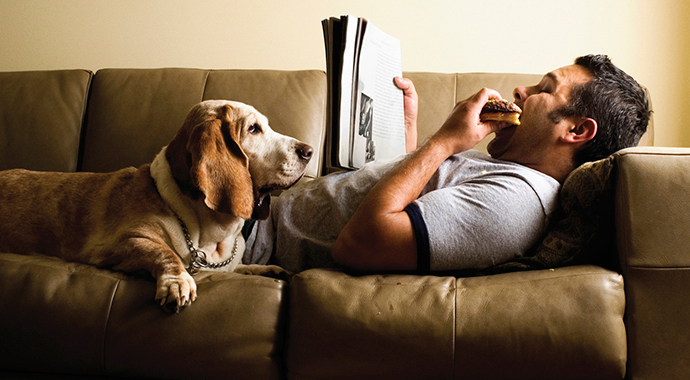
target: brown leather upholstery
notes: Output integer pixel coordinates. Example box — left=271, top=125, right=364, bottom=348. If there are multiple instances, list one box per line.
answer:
left=0, top=253, right=286, bottom=379
left=81, top=69, right=326, bottom=181
left=616, top=147, right=690, bottom=379
left=0, top=68, right=674, bottom=380
left=287, top=270, right=456, bottom=379
left=80, top=68, right=209, bottom=173
left=0, top=70, right=92, bottom=172
left=454, top=266, right=626, bottom=379
left=287, top=266, right=626, bottom=380
left=203, top=70, right=326, bottom=180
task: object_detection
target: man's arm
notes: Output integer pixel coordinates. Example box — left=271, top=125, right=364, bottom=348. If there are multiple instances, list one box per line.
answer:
left=332, top=87, right=506, bottom=271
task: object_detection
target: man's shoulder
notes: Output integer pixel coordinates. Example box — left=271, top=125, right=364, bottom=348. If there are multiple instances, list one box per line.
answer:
left=456, top=151, right=558, bottom=184
left=459, top=150, right=560, bottom=214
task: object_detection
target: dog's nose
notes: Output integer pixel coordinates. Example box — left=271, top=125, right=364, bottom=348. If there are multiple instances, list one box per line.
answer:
left=296, top=144, right=313, bottom=161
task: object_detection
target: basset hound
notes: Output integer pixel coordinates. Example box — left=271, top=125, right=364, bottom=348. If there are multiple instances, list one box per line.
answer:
left=0, top=100, right=312, bottom=313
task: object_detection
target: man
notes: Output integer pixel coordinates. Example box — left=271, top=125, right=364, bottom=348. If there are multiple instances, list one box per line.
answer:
left=244, top=54, right=649, bottom=273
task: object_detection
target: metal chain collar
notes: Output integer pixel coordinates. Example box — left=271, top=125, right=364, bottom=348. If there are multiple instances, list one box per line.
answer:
left=150, top=179, right=238, bottom=274
left=177, top=217, right=238, bottom=274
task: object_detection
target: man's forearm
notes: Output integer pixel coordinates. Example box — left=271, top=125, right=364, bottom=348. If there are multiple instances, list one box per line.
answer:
left=361, top=135, right=456, bottom=216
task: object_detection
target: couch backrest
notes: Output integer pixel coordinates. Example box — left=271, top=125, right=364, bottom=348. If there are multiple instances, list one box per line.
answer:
left=0, top=70, right=92, bottom=172
left=80, top=68, right=327, bottom=181
left=0, top=69, right=654, bottom=176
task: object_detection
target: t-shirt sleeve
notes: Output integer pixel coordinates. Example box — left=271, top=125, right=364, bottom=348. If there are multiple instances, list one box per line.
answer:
left=410, top=174, right=551, bottom=271
left=404, top=202, right=430, bottom=272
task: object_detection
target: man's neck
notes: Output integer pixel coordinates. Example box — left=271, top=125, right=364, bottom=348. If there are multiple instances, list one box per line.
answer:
left=520, top=152, right=576, bottom=183
left=527, top=163, right=573, bottom=183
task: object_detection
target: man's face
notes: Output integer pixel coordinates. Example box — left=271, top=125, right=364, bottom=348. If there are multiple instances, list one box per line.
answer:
left=487, top=64, right=593, bottom=164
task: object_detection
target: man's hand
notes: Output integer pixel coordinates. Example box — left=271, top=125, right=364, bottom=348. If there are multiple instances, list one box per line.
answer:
left=430, top=87, right=507, bottom=155
left=394, top=77, right=418, bottom=152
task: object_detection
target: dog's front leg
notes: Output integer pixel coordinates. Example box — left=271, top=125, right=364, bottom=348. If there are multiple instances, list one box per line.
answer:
left=109, top=236, right=197, bottom=313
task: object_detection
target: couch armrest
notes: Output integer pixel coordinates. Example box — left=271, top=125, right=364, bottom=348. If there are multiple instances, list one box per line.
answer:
left=615, top=146, right=690, bottom=379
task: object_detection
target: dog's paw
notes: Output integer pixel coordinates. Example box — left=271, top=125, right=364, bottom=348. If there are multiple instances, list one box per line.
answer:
left=155, top=272, right=197, bottom=313
left=234, top=264, right=293, bottom=282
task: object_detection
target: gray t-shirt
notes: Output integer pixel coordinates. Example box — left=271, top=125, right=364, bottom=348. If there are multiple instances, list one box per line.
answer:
left=244, top=150, right=560, bottom=273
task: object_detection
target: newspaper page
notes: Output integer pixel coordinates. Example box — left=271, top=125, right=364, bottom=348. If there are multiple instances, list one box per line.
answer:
left=350, top=22, right=405, bottom=169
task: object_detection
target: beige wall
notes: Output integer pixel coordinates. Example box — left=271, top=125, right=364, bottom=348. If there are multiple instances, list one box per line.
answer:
left=1, top=0, right=688, bottom=146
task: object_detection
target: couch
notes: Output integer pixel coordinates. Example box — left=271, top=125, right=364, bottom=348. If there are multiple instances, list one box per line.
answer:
left=0, top=68, right=686, bottom=380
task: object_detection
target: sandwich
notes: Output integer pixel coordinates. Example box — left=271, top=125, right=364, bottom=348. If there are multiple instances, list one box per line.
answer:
left=480, top=99, right=521, bottom=125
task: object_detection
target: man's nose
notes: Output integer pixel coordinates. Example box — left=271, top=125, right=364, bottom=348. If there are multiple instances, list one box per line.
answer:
left=513, top=86, right=528, bottom=107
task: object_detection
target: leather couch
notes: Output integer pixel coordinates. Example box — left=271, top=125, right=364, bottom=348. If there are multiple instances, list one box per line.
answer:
left=0, top=68, right=686, bottom=380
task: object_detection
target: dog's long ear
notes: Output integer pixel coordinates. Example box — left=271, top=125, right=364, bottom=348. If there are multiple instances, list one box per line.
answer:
left=186, top=104, right=254, bottom=218
left=166, top=105, right=202, bottom=197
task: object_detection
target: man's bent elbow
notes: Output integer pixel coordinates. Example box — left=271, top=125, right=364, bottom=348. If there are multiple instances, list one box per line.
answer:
left=332, top=230, right=386, bottom=271
left=332, top=232, right=364, bottom=269
left=332, top=229, right=417, bottom=271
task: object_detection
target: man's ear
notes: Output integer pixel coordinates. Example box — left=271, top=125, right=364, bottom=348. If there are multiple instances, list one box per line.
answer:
left=563, top=118, right=597, bottom=144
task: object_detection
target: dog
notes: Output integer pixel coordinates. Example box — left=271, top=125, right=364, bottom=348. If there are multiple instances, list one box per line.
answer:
left=0, top=100, right=312, bottom=312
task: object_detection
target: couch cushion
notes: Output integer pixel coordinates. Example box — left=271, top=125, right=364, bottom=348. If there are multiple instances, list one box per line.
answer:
left=454, top=266, right=626, bottom=379
left=80, top=68, right=209, bottom=172
left=287, top=266, right=626, bottom=380
left=0, top=70, right=92, bottom=172
left=287, top=269, right=456, bottom=379
left=0, top=253, right=287, bottom=380
left=80, top=68, right=326, bottom=179
left=203, top=70, right=326, bottom=180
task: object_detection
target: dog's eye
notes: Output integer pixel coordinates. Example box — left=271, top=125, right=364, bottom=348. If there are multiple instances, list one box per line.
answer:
left=248, top=123, right=262, bottom=135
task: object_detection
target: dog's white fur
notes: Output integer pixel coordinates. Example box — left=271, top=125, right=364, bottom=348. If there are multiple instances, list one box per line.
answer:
left=0, top=100, right=311, bottom=312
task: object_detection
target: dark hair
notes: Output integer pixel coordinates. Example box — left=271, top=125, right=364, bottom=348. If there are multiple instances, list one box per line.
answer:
left=549, top=54, right=650, bottom=166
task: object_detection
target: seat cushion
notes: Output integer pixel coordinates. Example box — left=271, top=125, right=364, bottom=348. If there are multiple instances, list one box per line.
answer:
left=0, top=253, right=287, bottom=380
left=286, top=266, right=626, bottom=380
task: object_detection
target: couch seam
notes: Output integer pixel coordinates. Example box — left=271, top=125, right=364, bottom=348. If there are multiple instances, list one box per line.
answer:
left=200, top=69, right=211, bottom=102
left=456, top=270, right=620, bottom=287
left=75, top=70, right=95, bottom=172
left=101, top=278, right=120, bottom=373
left=625, top=265, right=690, bottom=270
left=617, top=150, right=690, bottom=157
